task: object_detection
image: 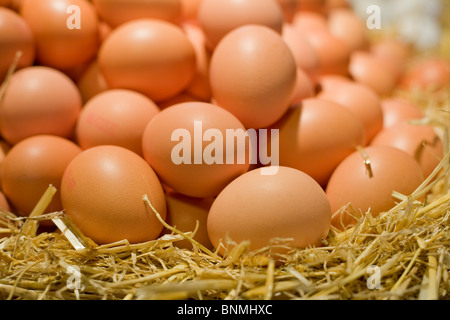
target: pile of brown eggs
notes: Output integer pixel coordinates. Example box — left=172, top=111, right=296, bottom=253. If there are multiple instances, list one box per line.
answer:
left=0, top=0, right=448, bottom=258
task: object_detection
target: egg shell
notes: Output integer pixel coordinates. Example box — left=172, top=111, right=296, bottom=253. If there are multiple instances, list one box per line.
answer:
left=157, top=92, right=198, bottom=110
left=317, top=79, right=384, bottom=144
left=348, top=50, right=398, bottom=97
left=380, top=98, right=424, bottom=129
left=76, top=60, right=110, bottom=104
left=291, top=11, right=328, bottom=34
left=327, top=8, right=369, bottom=52
left=207, top=166, right=332, bottom=258
left=270, top=98, right=366, bottom=187
left=209, top=25, right=297, bottom=129
left=98, top=20, right=112, bottom=43
left=161, top=191, right=214, bottom=250
left=275, top=0, right=298, bottom=22
left=198, top=0, right=284, bottom=50
left=1, top=135, right=82, bottom=226
left=370, top=39, right=411, bottom=63
left=370, top=124, right=444, bottom=178
left=296, top=0, right=326, bottom=13
left=7, top=0, right=22, bottom=11
left=0, top=7, right=35, bottom=82
left=142, top=102, right=251, bottom=198
left=98, top=19, right=197, bottom=103
left=0, top=190, right=10, bottom=211
left=0, top=190, right=11, bottom=238
left=182, top=22, right=212, bottom=102
left=0, top=66, right=82, bottom=145
left=282, top=23, right=319, bottom=77
left=76, top=89, right=160, bottom=156
left=20, top=0, right=100, bottom=70
left=400, top=57, right=450, bottom=93
left=325, top=0, right=351, bottom=11
left=303, top=28, right=351, bottom=77
left=61, top=145, right=167, bottom=245
left=290, top=68, right=315, bottom=106
left=326, top=146, right=425, bottom=230
left=0, top=0, right=12, bottom=7
left=370, top=38, right=411, bottom=82
left=316, top=73, right=352, bottom=89
left=180, top=0, right=202, bottom=22
left=61, top=61, right=93, bottom=84
left=93, top=0, right=182, bottom=29
left=0, top=140, right=11, bottom=188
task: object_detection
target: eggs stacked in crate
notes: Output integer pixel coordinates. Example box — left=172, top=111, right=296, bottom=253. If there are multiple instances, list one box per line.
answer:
left=0, top=0, right=447, bottom=263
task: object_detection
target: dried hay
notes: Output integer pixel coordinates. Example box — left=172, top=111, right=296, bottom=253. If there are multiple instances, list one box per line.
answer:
left=0, top=5, right=449, bottom=301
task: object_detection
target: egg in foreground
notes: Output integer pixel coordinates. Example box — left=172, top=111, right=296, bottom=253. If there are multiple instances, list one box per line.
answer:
left=61, top=145, right=166, bottom=245
left=207, top=166, right=332, bottom=259
left=326, top=146, right=425, bottom=230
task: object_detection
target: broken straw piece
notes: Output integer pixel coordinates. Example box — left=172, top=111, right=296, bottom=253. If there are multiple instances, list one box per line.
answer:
left=52, top=217, right=86, bottom=251
left=21, top=185, right=57, bottom=237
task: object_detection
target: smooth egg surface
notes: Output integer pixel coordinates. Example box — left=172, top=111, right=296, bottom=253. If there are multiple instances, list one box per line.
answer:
left=326, top=146, right=424, bottom=230
left=207, top=166, right=332, bottom=258
left=61, top=145, right=167, bottom=245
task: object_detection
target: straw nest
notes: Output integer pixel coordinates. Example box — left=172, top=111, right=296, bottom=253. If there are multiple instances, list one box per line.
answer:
left=1, top=6, right=449, bottom=301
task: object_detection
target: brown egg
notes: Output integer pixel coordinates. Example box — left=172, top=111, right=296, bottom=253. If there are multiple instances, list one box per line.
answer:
left=275, top=0, right=298, bottom=22
left=316, top=73, right=351, bottom=89
left=0, top=190, right=9, bottom=211
left=326, top=146, right=424, bottom=230
left=327, top=8, right=368, bottom=52
left=162, top=191, right=214, bottom=250
left=296, top=0, right=326, bottom=14
left=0, top=140, right=11, bottom=189
left=180, top=0, right=202, bottom=22
left=292, top=10, right=328, bottom=33
left=61, top=61, right=91, bottom=84
left=98, top=19, right=197, bottom=103
left=325, top=0, right=350, bottom=11
left=198, top=0, right=284, bottom=50
left=1, top=135, right=82, bottom=225
left=20, top=0, right=99, bottom=70
left=93, top=0, right=182, bottom=28
left=98, top=20, right=112, bottom=43
left=76, top=89, right=160, bottom=156
left=400, top=58, right=450, bottom=93
left=76, top=60, right=110, bottom=103
left=303, top=28, right=351, bottom=77
left=370, top=38, right=411, bottom=82
left=210, top=25, right=297, bottom=129
left=183, top=22, right=212, bottom=102
left=142, top=102, right=250, bottom=198
left=0, top=7, right=35, bottom=83
left=370, top=124, right=444, bottom=178
left=61, top=145, right=167, bottom=245
left=349, top=51, right=398, bottom=97
left=207, top=166, right=332, bottom=258
left=282, top=23, right=319, bottom=77
left=0, top=189, right=11, bottom=238
left=317, top=78, right=384, bottom=144
left=0, top=66, right=82, bottom=145
left=157, top=92, right=198, bottom=110
left=290, top=68, right=315, bottom=106
left=270, top=98, right=365, bottom=187
left=380, top=98, right=424, bottom=129
left=0, top=0, right=12, bottom=7
left=7, top=0, right=22, bottom=11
